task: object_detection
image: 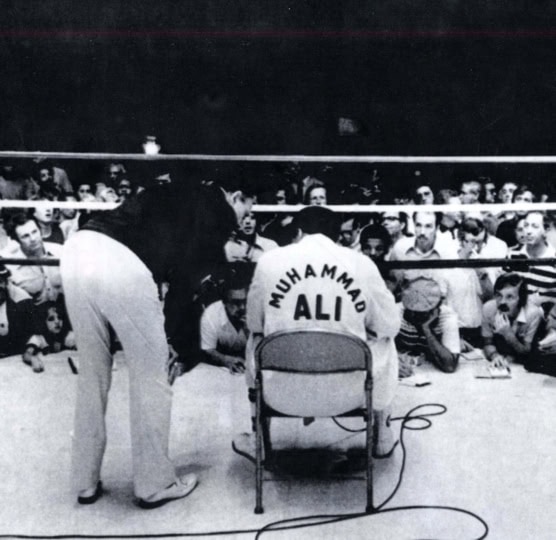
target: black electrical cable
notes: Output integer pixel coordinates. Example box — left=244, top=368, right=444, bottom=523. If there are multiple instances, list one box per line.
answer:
left=332, top=417, right=365, bottom=432
left=0, top=403, right=489, bottom=540
left=377, top=403, right=447, bottom=510
left=254, top=505, right=489, bottom=540
left=253, top=403, right=488, bottom=539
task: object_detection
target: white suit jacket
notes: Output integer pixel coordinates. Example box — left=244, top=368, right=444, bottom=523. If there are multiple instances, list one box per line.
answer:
left=247, top=233, right=400, bottom=345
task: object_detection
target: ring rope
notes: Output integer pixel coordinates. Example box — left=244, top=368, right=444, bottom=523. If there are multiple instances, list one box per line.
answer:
left=3, top=258, right=553, bottom=269
left=254, top=202, right=556, bottom=213
left=2, top=150, right=556, bottom=163
left=0, top=200, right=119, bottom=210
left=2, top=201, right=556, bottom=213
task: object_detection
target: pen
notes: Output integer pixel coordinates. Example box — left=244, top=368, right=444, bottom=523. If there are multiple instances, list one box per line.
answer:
left=68, top=357, right=78, bottom=375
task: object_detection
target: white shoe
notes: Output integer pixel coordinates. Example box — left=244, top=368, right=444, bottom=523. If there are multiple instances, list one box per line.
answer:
left=232, top=432, right=265, bottom=464
left=77, top=481, right=103, bottom=504
left=137, top=473, right=198, bottom=509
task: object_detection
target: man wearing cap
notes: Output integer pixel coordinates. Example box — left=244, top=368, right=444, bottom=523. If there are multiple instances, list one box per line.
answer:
left=233, top=206, right=401, bottom=461
left=396, top=276, right=460, bottom=375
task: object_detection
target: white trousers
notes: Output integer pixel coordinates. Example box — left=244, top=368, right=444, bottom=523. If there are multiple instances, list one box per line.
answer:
left=246, top=336, right=398, bottom=417
left=61, top=231, right=176, bottom=499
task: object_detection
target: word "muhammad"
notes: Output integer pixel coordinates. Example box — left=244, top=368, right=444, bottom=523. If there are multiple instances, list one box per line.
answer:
left=268, top=263, right=367, bottom=318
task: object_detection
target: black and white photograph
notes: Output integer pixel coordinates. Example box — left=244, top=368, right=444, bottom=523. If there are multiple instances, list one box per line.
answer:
left=0, top=3, right=555, bottom=539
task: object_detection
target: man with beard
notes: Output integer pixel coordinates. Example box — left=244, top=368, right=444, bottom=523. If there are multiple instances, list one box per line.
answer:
left=389, top=211, right=458, bottom=263
left=389, top=211, right=458, bottom=290
left=200, top=275, right=249, bottom=374
left=482, top=273, right=543, bottom=368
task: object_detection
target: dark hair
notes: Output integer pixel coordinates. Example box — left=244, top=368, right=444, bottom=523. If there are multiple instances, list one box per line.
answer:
left=38, top=302, right=72, bottom=350
left=211, top=165, right=260, bottom=199
left=458, top=217, right=485, bottom=241
left=380, top=211, right=410, bottom=234
left=37, top=183, right=62, bottom=201
left=435, top=188, right=458, bottom=204
left=34, top=160, right=54, bottom=181
left=32, top=160, right=60, bottom=200
left=303, top=182, right=327, bottom=205
left=4, top=211, right=36, bottom=241
left=460, top=180, right=485, bottom=203
left=414, top=183, right=433, bottom=194
left=293, top=206, right=339, bottom=240
left=106, top=162, right=126, bottom=175
left=60, top=191, right=77, bottom=201
left=274, top=182, right=298, bottom=204
left=524, top=210, right=551, bottom=230
left=118, top=177, right=133, bottom=187
left=359, top=223, right=392, bottom=251
left=512, top=185, right=537, bottom=203
left=218, top=263, right=252, bottom=300
left=340, top=213, right=366, bottom=230
left=493, top=273, right=528, bottom=307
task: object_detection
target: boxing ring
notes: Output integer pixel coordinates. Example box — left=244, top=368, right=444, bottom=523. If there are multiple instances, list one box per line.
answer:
left=0, top=150, right=555, bottom=539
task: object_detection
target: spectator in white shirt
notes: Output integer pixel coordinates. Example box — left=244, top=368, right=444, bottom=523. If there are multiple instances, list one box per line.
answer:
left=225, top=211, right=279, bottom=263
left=200, top=276, right=249, bottom=374
left=2, top=213, right=63, bottom=305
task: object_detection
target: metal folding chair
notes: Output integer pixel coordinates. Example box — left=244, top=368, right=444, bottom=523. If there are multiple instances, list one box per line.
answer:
left=253, top=328, right=374, bottom=514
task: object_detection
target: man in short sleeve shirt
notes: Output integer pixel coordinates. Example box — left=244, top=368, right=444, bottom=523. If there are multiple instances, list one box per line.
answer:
left=482, top=273, right=543, bottom=367
left=200, top=278, right=249, bottom=374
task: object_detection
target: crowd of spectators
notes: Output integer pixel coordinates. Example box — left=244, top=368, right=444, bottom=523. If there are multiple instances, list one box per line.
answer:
left=0, top=159, right=555, bottom=379
left=0, top=159, right=142, bottom=370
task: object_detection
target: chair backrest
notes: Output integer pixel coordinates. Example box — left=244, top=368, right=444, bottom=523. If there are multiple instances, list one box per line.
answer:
left=255, top=329, right=372, bottom=374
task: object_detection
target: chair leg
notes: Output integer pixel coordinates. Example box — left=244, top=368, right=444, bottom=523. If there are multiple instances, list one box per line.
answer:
left=262, top=416, right=272, bottom=469
left=365, top=375, right=374, bottom=513
left=254, top=378, right=264, bottom=514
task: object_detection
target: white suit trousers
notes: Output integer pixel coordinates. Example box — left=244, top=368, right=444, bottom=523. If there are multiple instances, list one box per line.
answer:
left=61, top=231, right=177, bottom=499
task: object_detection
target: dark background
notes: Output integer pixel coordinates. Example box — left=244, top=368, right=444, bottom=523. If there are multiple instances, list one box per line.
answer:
left=2, top=2, right=556, bottom=191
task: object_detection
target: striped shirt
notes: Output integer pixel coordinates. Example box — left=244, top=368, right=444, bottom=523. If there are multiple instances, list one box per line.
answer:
left=396, top=303, right=461, bottom=356
left=507, top=244, right=556, bottom=305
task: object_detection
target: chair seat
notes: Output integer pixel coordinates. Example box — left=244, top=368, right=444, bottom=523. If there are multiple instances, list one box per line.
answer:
left=253, top=329, right=374, bottom=514
left=262, top=370, right=367, bottom=417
